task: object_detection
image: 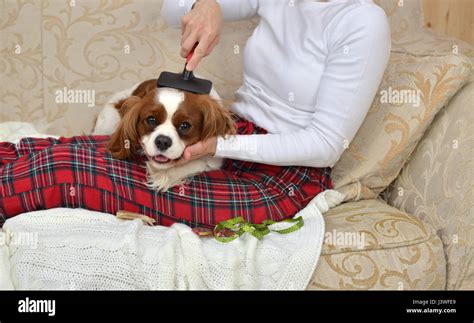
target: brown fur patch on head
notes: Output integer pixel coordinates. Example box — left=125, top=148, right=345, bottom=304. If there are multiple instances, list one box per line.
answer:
left=172, top=92, right=236, bottom=145
left=135, top=90, right=167, bottom=139
left=131, top=79, right=157, bottom=97
left=114, top=79, right=157, bottom=117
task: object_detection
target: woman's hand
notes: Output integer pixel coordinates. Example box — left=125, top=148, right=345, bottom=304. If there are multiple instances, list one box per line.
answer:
left=180, top=0, right=223, bottom=71
left=175, top=136, right=217, bottom=166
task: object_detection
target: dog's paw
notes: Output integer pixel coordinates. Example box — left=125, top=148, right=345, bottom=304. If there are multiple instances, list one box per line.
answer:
left=155, top=185, right=169, bottom=193
left=206, top=157, right=224, bottom=171
left=146, top=179, right=169, bottom=192
left=146, top=175, right=186, bottom=192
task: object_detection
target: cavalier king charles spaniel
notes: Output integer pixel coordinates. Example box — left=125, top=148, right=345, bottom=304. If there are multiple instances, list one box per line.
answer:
left=94, top=79, right=235, bottom=191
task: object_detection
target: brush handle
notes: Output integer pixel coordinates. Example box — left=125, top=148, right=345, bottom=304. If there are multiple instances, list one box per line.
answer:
left=183, top=68, right=193, bottom=81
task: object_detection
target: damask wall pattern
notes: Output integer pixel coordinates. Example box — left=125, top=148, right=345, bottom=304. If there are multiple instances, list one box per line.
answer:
left=0, top=0, right=257, bottom=135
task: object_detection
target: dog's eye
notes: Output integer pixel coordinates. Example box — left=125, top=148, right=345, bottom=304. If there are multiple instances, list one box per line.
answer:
left=146, top=116, right=157, bottom=126
left=178, top=122, right=191, bottom=132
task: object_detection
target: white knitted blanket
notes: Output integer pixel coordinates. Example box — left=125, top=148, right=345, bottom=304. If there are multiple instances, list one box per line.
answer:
left=0, top=191, right=343, bottom=290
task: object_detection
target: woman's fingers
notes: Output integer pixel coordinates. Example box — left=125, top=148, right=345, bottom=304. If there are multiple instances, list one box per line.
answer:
left=183, top=147, right=194, bottom=160
left=182, top=33, right=220, bottom=69
left=185, top=37, right=212, bottom=71
left=181, top=14, right=190, bottom=37
left=205, top=35, right=220, bottom=56
left=174, top=144, right=200, bottom=166
left=174, top=138, right=217, bottom=166
left=180, top=30, right=199, bottom=58
left=179, top=0, right=223, bottom=70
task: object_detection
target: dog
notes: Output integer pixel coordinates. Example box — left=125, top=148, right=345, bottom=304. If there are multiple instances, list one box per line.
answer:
left=94, top=79, right=235, bottom=191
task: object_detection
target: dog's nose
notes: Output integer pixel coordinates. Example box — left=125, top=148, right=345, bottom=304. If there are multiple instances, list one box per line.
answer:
left=155, top=135, right=172, bottom=151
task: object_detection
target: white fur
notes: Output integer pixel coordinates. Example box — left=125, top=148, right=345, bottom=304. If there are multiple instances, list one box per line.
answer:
left=146, top=157, right=222, bottom=192
left=94, top=82, right=224, bottom=192
left=92, top=84, right=140, bottom=135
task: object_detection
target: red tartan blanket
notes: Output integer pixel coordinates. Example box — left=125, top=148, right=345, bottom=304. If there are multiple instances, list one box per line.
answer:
left=0, top=118, right=332, bottom=228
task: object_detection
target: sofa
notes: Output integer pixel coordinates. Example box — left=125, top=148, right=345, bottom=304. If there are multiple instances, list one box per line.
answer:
left=1, top=0, right=472, bottom=290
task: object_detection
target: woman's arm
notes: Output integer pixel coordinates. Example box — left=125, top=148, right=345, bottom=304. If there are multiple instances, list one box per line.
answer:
left=161, top=0, right=259, bottom=27
left=215, top=4, right=391, bottom=168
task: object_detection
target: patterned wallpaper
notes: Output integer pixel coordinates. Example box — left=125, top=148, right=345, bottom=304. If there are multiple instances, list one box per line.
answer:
left=0, top=0, right=258, bottom=135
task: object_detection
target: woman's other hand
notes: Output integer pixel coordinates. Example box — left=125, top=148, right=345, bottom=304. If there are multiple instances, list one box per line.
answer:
left=181, top=0, right=223, bottom=71
left=175, top=136, right=217, bottom=166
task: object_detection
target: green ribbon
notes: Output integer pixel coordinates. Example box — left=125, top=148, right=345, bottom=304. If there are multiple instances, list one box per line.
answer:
left=213, top=216, right=304, bottom=243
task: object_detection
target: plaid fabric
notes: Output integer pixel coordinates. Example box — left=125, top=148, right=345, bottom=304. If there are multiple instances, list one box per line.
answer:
left=0, top=117, right=332, bottom=228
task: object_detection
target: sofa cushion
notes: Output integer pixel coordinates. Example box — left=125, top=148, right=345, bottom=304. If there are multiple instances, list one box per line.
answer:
left=321, top=199, right=434, bottom=254
left=374, top=0, right=423, bottom=40
left=307, top=199, right=446, bottom=290
left=387, top=79, right=474, bottom=290
left=384, top=30, right=474, bottom=291
left=332, top=52, right=472, bottom=201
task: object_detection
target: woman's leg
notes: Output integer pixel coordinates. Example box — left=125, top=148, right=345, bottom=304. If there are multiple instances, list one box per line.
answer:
left=0, top=124, right=332, bottom=228
left=0, top=136, right=109, bottom=165
left=0, top=136, right=110, bottom=223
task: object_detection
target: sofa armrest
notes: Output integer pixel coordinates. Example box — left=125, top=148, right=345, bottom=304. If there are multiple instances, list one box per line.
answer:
left=386, top=77, right=474, bottom=289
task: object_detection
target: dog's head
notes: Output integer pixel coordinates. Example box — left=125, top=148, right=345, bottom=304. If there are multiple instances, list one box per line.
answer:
left=108, top=87, right=235, bottom=169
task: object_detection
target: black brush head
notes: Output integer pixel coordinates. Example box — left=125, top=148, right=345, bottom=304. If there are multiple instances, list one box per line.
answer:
left=157, top=71, right=212, bottom=94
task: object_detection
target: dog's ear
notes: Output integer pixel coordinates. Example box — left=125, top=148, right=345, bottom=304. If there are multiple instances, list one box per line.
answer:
left=199, top=96, right=236, bottom=140
left=114, top=95, right=141, bottom=118
left=132, top=79, right=157, bottom=97
left=108, top=97, right=142, bottom=160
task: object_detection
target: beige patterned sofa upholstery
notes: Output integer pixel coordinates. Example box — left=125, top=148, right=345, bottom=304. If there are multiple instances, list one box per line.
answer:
left=1, top=0, right=473, bottom=290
